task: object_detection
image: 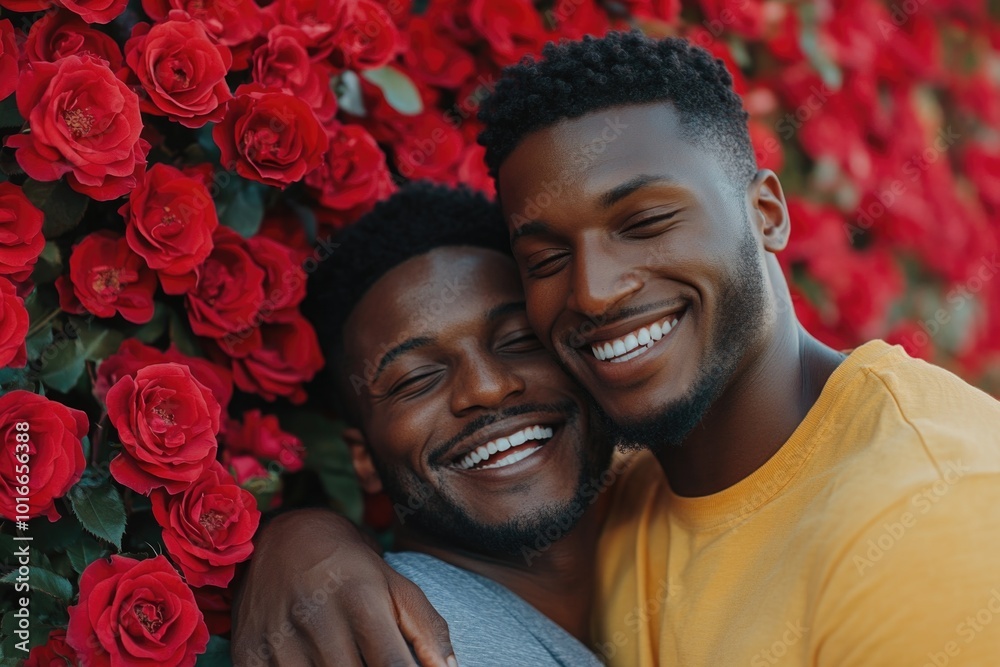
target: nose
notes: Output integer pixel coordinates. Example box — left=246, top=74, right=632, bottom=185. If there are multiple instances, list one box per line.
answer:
left=566, top=240, right=643, bottom=319
left=449, top=349, right=526, bottom=415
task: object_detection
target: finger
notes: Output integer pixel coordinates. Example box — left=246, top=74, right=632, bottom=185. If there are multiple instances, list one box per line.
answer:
left=391, top=577, right=456, bottom=667
left=349, top=604, right=421, bottom=667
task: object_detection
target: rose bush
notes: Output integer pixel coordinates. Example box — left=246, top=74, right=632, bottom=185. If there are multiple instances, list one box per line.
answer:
left=0, top=0, right=998, bottom=664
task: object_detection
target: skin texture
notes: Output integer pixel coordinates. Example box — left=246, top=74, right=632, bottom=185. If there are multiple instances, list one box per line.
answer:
left=233, top=248, right=610, bottom=665
left=498, top=103, right=845, bottom=495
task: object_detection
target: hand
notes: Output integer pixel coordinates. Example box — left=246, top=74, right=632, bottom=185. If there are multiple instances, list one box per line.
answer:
left=231, top=508, right=457, bottom=667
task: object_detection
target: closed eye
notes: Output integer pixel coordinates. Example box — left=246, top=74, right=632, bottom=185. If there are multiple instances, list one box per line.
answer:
left=500, top=332, right=543, bottom=353
left=624, top=211, right=679, bottom=237
left=526, top=251, right=569, bottom=278
left=389, top=370, right=442, bottom=398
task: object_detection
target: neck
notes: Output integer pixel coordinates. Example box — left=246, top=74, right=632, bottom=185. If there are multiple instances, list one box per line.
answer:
left=659, top=299, right=846, bottom=496
left=395, top=493, right=609, bottom=644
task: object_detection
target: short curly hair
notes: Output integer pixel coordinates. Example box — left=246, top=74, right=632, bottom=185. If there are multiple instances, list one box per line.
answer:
left=303, top=181, right=509, bottom=407
left=478, top=31, right=756, bottom=187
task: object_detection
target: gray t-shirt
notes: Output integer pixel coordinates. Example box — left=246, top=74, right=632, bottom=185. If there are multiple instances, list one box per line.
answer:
left=385, top=551, right=605, bottom=667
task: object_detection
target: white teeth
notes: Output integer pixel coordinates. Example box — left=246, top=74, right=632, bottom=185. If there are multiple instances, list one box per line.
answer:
left=455, top=425, right=554, bottom=471
left=588, top=314, right=682, bottom=362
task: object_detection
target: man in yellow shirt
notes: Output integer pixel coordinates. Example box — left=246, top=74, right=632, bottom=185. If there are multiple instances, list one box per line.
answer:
left=477, top=30, right=1000, bottom=666
left=234, top=32, right=1000, bottom=667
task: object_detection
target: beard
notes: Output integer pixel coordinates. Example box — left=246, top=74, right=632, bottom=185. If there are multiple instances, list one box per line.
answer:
left=372, top=401, right=614, bottom=560
left=596, top=221, right=770, bottom=454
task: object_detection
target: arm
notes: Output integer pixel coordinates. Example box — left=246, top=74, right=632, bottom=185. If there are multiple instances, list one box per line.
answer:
left=814, top=474, right=1000, bottom=665
left=231, top=508, right=457, bottom=667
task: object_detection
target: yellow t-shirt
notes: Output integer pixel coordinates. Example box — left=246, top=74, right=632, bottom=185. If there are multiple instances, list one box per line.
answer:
left=593, top=340, right=1000, bottom=666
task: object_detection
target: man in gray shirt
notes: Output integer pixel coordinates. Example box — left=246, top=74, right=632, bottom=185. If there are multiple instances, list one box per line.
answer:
left=233, top=183, right=618, bottom=667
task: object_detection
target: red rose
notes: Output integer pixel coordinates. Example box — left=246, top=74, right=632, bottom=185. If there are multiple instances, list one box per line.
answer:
left=67, top=554, right=210, bottom=667
left=107, top=363, right=221, bottom=495
left=229, top=315, right=324, bottom=404
left=0, top=278, right=28, bottom=368
left=186, top=227, right=266, bottom=343
left=334, top=0, right=401, bottom=71
left=468, top=0, right=544, bottom=65
left=305, top=123, right=395, bottom=211
left=0, top=183, right=45, bottom=285
left=59, top=231, right=157, bottom=324
left=226, top=453, right=270, bottom=485
left=0, top=391, right=87, bottom=522
left=151, top=461, right=260, bottom=587
left=395, top=111, right=464, bottom=181
left=213, top=84, right=329, bottom=188
left=265, top=0, right=352, bottom=61
left=94, top=338, right=234, bottom=411
left=24, top=629, right=78, bottom=667
left=125, top=15, right=233, bottom=128
left=22, top=10, right=123, bottom=69
left=455, top=143, right=495, bottom=197
left=0, top=19, right=16, bottom=102
left=252, top=25, right=338, bottom=122
left=403, top=16, right=475, bottom=89
left=0, top=0, right=50, bottom=11
left=58, top=0, right=127, bottom=23
left=120, top=163, right=218, bottom=294
left=246, top=235, right=307, bottom=323
left=225, top=409, right=305, bottom=471
left=7, top=55, right=149, bottom=201
left=193, top=586, right=233, bottom=635
left=141, top=0, right=262, bottom=69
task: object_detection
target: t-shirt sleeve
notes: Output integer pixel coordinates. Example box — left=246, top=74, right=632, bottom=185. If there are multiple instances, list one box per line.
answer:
left=812, top=474, right=1000, bottom=665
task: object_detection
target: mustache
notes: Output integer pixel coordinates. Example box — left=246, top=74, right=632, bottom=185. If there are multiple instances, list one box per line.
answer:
left=427, top=399, right=580, bottom=466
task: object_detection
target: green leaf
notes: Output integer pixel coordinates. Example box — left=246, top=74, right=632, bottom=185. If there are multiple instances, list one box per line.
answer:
left=68, top=481, right=127, bottom=550
left=361, top=66, right=423, bottom=116
left=21, top=179, right=89, bottom=239
left=37, top=336, right=86, bottom=393
left=0, top=567, right=73, bottom=601
left=30, top=241, right=63, bottom=286
left=65, top=534, right=110, bottom=575
left=75, top=320, right=125, bottom=362
left=28, top=515, right=83, bottom=554
left=24, top=323, right=54, bottom=360
left=0, top=95, right=23, bottom=130
left=128, top=301, right=169, bottom=344
left=216, top=177, right=264, bottom=238
left=168, top=309, right=203, bottom=358
left=197, top=636, right=233, bottom=666
left=285, top=413, right=362, bottom=523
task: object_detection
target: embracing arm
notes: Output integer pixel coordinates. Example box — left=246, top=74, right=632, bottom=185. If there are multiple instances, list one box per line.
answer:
left=231, top=508, right=456, bottom=667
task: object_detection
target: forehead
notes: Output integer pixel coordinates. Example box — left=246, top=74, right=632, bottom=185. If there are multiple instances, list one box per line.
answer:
left=346, top=247, right=523, bottom=343
left=497, top=104, right=726, bottom=223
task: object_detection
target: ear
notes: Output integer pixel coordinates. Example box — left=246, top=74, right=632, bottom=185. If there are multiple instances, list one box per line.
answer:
left=345, top=426, right=383, bottom=495
left=748, top=169, right=790, bottom=253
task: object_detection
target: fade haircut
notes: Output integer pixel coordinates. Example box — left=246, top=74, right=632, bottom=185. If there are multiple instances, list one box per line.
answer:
left=478, top=31, right=756, bottom=188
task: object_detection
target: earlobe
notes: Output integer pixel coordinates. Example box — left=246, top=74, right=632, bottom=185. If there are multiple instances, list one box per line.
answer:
left=749, top=169, right=791, bottom=253
left=345, top=426, right=383, bottom=495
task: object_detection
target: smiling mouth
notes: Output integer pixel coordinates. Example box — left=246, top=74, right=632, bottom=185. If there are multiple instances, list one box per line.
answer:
left=588, top=311, right=684, bottom=363
left=453, top=425, right=555, bottom=471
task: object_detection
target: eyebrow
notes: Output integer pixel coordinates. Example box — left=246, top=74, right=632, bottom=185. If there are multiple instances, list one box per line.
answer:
left=373, top=336, right=433, bottom=383
left=599, top=173, right=677, bottom=209
left=485, top=301, right=526, bottom=322
left=508, top=173, right=676, bottom=243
